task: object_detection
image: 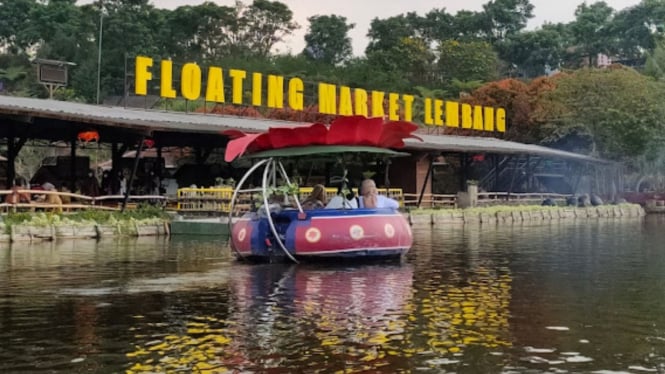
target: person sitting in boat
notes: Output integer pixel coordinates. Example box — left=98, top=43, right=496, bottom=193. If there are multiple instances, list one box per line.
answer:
left=358, top=179, right=399, bottom=209
left=326, top=183, right=358, bottom=209
left=257, top=193, right=283, bottom=217
left=301, top=184, right=327, bottom=210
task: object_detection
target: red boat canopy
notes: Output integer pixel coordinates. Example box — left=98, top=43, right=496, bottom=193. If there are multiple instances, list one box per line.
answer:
left=223, top=116, right=422, bottom=162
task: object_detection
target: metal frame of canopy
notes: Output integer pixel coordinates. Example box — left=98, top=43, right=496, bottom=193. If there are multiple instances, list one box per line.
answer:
left=242, top=145, right=410, bottom=159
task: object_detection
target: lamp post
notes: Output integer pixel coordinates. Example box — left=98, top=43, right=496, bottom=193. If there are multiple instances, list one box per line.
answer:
left=96, top=0, right=104, bottom=105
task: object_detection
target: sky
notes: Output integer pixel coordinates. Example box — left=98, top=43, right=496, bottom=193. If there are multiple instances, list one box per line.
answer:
left=93, top=0, right=643, bottom=55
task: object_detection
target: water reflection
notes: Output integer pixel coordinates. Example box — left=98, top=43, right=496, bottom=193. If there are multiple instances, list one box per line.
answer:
left=1, top=217, right=665, bottom=372
left=125, top=254, right=514, bottom=372
left=126, top=263, right=417, bottom=373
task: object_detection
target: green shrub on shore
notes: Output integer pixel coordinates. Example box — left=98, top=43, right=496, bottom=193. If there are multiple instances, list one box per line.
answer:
left=1, top=205, right=169, bottom=233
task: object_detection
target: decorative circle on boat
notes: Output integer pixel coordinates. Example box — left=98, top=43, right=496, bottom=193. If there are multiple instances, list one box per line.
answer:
left=349, top=225, right=364, bottom=240
left=384, top=223, right=395, bottom=238
left=305, top=227, right=321, bottom=243
left=237, top=228, right=247, bottom=242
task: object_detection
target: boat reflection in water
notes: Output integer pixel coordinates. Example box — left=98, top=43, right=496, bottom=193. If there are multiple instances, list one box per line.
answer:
left=125, top=258, right=513, bottom=373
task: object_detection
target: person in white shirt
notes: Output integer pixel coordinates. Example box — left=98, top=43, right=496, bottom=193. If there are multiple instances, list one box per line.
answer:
left=358, top=179, right=399, bottom=209
left=325, top=184, right=358, bottom=209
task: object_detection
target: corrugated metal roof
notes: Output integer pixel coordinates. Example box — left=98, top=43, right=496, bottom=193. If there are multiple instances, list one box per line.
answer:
left=407, top=134, right=606, bottom=163
left=0, top=95, right=606, bottom=163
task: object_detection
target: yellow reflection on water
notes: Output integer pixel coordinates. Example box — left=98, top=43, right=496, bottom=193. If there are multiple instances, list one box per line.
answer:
left=124, top=256, right=512, bottom=372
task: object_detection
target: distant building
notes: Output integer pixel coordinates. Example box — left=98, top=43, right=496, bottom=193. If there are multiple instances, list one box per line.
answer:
left=597, top=53, right=612, bottom=67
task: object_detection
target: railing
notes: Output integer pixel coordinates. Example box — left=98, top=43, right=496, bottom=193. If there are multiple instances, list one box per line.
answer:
left=477, top=192, right=571, bottom=205
left=176, top=187, right=234, bottom=213
left=0, top=189, right=167, bottom=213
left=176, top=186, right=406, bottom=214
left=403, top=193, right=457, bottom=208
left=403, top=192, right=572, bottom=209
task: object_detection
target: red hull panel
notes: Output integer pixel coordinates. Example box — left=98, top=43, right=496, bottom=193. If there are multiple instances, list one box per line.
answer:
left=232, top=211, right=412, bottom=259
left=293, top=214, right=412, bottom=255
left=231, top=218, right=254, bottom=254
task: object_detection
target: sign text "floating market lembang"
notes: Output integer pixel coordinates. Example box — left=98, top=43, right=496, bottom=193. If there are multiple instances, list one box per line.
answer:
left=134, top=56, right=505, bottom=132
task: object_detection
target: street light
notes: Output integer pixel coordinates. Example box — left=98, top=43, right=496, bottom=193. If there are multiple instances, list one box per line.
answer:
left=96, top=0, right=104, bottom=105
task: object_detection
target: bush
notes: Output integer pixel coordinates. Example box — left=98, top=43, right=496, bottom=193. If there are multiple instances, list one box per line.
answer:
left=2, top=205, right=169, bottom=233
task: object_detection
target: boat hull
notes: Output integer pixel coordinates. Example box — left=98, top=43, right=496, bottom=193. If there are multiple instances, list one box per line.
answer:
left=230, top=208, right=412, bottom=262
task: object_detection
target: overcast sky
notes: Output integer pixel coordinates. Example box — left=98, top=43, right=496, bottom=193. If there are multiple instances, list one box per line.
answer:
left=89, top=0, right=643, bottom=55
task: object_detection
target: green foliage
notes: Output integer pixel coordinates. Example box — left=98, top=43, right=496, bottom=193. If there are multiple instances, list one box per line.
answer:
left=0, top=54, right=36, bottom=95
left=610, top=0, right=665, bottom=61
left=0, top=0, right=664, bottom=171
left=52, top=88, right=87, bottom=102
left=3, top=212, right=36, bottom=227
left=265, top=183, right=300, bottom=198
left=0, top=0, right=39, bottom=53
left=118, top=204, right=170, bottom=221
left=481, top=0, right=535, bottom=42
left=538, top=67, right=665, bottom=163
left=570, top=1, right=615, bottom=66
left=437, top=40, right=499, bottom=83
left=239, top=0, right=300, bottom=57
left=644, top=39, right=665, bottom=80
left=303, top=15, right=354, bottom=65
left=365, top=15, right=418, bottom=55
left=2, top=205, right=169, bottom=234
left=498, top=26, right=566, bottom=77
left=449, top=78, right=484, bottom=97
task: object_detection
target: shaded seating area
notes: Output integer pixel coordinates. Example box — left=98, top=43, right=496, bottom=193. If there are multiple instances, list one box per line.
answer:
left=1, top=96, right=613, bottom=212
left=0, top=188, right=166, bottom=213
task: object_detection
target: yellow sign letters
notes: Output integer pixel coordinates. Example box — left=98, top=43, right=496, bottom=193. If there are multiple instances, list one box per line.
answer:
left=134, top=56, right=505, bottom=133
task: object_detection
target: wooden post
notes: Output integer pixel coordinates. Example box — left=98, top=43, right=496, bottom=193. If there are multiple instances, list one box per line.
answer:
left=7, top=136, right=15, bottom=188
left=121, top=136, right=145, bottom=212
left=417, top=155, right=434, bottom=208
left=70, top=136, right=77, bottom=192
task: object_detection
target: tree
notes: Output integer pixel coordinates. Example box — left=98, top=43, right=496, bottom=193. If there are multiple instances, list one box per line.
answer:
left=166, top=2, right=235, bottom=62
left=365, top=15, right=418, bottom=55
left=451, top=10, right=486, bottom=41
left=341, top=57, right=410, bottom=93
left=536, top=67, right=665, bottom=163
left=303, top=15, right=355, bottom=65
left=480, top=0, right=534, bottom=42
left=0, top=66, right=28, bottom=93
left=644, top=39, right=665, bottom=79
left=30, top=0, right=85, bottom=64
left=363, top=14, right=438, bottom=89
left=465, top=78, right=539, bottom=142
left=570, top=1, right=615, bottom=66
left=498, top=25, right=567, bottom=77
left=86, top=0, right=166, bottom=99
left=242, top=0, right=299, bottom=56
left=610, top=0, right=665, bottom=62
left=418, top=8, right=455, bottom=44
left=437, top=40, right=499, bottom=84
left=0, top=0, right=38, bottom=53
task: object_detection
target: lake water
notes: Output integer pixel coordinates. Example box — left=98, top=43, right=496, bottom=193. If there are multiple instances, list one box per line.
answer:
left=1, top=216, right=665, bottom=373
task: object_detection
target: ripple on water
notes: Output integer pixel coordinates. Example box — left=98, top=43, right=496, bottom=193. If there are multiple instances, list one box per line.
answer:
left=2, top=222, right=665, bottom=372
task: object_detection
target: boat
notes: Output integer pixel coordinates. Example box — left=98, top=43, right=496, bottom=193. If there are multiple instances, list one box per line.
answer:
left=223, top=116, right=421, bottom=263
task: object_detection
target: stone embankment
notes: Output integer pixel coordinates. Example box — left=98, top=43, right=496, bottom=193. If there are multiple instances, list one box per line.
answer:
left=407, top=204, right=645, bottom=226
left=0, top=220, right=170, bottom=243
